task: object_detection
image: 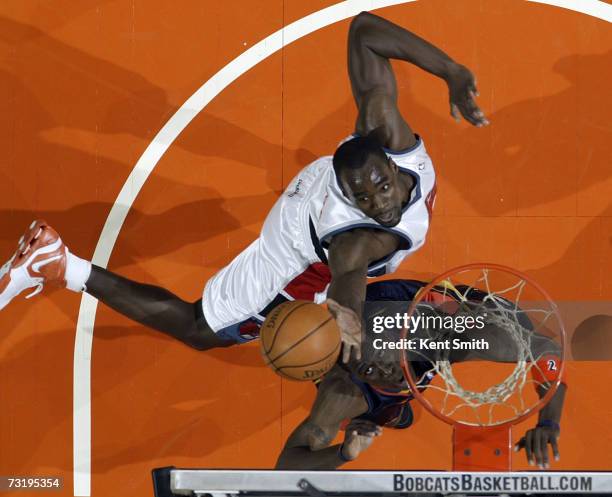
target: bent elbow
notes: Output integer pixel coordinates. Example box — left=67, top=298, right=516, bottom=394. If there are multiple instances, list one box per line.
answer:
left=308, top=431, right=332, bottom=451
left=349, top=11, right=374, bottom=38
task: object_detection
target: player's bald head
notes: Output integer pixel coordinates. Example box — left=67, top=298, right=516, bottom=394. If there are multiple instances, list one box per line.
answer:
left=333, top=136, right=389, bottom=179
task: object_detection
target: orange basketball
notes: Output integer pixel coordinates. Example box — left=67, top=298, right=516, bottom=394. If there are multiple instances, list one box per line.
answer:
left=260, top=300, right=341, bottom=381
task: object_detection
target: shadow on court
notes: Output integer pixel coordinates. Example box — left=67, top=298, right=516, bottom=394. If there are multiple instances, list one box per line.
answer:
left=0, top=324, right=312, bottom=473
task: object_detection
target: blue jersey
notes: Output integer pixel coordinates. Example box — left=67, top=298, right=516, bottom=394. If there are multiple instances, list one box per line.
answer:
left=354, top=279, right=432, bottom=429
left=349, top=360, right=435, bottom=429
left=350, top=374, right=416, bottom=429
left=353, top=278, right=532, bottom=428
left=366, top=278, right=427, bottom=302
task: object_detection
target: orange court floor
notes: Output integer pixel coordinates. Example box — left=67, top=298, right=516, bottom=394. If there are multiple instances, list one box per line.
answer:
left=0, top=1, right=610, bottom=496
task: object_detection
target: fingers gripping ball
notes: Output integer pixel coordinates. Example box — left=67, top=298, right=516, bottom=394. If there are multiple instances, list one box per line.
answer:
left=261, top=301, right=341, bottom=381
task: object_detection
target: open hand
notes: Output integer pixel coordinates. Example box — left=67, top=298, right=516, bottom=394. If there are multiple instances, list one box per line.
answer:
left=340, top=419, right=382, bottom=461
left=326, top=298, right=362, bottom=363
left=446, top=63, right=489, bottom=127
left=514, top=425, right=560, bottom=469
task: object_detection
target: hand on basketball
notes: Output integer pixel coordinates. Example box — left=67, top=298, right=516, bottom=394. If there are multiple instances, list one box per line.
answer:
left=446, top=63, right=489, bottom=127
left=340, top=419, right=383, bottom=461
left=514, top=425, right=560, bottom=469
left=326, top=299, right=362, bottom=363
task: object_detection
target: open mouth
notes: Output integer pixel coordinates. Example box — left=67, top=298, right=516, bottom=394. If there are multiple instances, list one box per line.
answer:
left=377, top=211, right=395, bottom=223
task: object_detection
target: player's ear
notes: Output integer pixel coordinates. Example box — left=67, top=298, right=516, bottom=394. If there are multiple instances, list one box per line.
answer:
left=388, top=158, right=398, bottom=175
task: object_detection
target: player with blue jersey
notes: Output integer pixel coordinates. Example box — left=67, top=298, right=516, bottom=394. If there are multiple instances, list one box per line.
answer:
left=276, top=278, right=567, bottom=471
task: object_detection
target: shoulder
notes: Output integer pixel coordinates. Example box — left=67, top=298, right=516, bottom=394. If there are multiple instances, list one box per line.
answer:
left=289, top=155, right=334, bottom=186
left=328, top=228, right=401, bottom=267
left=317, top=366, right=362, bottom=398
left=312, top=366, right=367, bottom=417
left=297, top=155, right=334, bottom=176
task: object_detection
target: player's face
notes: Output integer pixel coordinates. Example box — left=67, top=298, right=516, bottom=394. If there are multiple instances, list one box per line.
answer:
left=340, top=158, right=404, bottom=228
left=351, top=358, right=407, bottom=389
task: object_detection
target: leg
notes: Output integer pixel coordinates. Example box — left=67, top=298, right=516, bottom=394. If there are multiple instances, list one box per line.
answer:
left=86, top=265, right=234, bottom=351
left=0, top=220, right=243, bottom=350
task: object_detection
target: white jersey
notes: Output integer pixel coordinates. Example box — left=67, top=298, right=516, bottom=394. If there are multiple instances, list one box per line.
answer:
left=202, top=136, right=436, bottom=334
left=309, top=136, right=436, bottom=277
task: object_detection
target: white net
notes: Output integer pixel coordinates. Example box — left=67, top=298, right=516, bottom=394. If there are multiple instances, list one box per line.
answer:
left=404, top=266, right=564, bottom=426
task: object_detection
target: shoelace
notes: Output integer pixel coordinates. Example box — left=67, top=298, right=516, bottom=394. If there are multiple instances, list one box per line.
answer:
left=25, top=282, right=44, bottom=299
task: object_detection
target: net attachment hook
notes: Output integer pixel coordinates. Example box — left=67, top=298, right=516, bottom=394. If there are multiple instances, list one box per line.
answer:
left=298, top=478, right=327, bottom=497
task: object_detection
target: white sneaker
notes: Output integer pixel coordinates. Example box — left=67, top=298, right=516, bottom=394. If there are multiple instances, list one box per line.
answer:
left=0, top=220, right=67, bottom=311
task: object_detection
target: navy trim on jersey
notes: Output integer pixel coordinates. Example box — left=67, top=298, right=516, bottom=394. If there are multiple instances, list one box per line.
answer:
left=258, top=293, right=289, bottom=318
left=309, top=216, right=329, bottom=265
left=350, top=133, right=422, bottom=156
left=399, top=168, right=422, bottom=213
left=349, top=373, right=415, bottom=429
left=320, top=223, right=411, bottom=250
left=365, top=279, right=426, bottom=301
left=384, top=134, right=422, bottom=156
left=319, top=224, right=412, bottom=278
left=366, top=251, right=406, bottom=277
left=319, top=223, right=413, bottom=276
left=367, top=266, right=387, bottom=278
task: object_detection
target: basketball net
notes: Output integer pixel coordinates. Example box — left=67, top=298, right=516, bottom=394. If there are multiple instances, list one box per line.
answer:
left=400, top=264, right=566, bottom=471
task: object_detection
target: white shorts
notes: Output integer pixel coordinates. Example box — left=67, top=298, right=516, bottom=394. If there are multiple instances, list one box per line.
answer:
left=201, top=159, right=331, bottom=336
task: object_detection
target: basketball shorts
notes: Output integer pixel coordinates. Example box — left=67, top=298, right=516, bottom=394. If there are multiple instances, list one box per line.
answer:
left=201, top=258, right=332, bottom=344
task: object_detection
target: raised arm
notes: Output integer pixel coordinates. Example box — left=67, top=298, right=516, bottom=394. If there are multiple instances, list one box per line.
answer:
left=450, top=323, right=566, bottom=469
left=275, top=370, right=372, bottom=470
left=348, top=11, right=488, bottom=149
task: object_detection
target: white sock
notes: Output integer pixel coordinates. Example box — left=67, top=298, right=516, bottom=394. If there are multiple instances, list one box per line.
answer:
left=65, top=251, right=92, bottom=292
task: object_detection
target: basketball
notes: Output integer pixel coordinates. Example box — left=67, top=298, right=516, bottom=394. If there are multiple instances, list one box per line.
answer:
left=260, top=300, right=341, bottom=381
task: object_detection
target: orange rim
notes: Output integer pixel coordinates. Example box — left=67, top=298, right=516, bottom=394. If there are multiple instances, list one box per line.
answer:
left=399, top=262, right=566, bottom=429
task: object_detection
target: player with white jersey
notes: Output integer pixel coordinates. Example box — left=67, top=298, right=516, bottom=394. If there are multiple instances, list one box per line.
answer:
left=203, top=136, right=436, bottom=337
left=0, top=12, right=488, bottom=361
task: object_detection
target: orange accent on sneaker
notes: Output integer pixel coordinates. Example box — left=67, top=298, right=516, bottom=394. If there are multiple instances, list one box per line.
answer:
left=0, top=220, right=67, bottom=308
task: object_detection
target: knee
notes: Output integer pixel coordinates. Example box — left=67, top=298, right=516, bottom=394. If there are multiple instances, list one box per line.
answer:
left=187, top=302, right=235, bottom=350
left=181, top=328, right=211, bottom=351
left=187, top=333, right=235, bottom=351
left=181, top=328, right=221, bottom=351
left=184, top=334, right=211, bottom=351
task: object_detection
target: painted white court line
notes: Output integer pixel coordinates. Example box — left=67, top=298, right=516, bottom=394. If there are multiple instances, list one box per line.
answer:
left=72, top=0, right=612, bottom=495
left=527, top=0, right=612, bottom=22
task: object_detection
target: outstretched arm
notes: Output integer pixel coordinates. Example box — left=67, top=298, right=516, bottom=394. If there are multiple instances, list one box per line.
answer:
left=348, top=11, right=488, bottom=149
left=514, top=382, right=566, bottom=469
left=327, top=228, right=400, bottom=362
left=450, top=322, right=566, bottom=469
left=275, top=369, right=374, bottom=470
